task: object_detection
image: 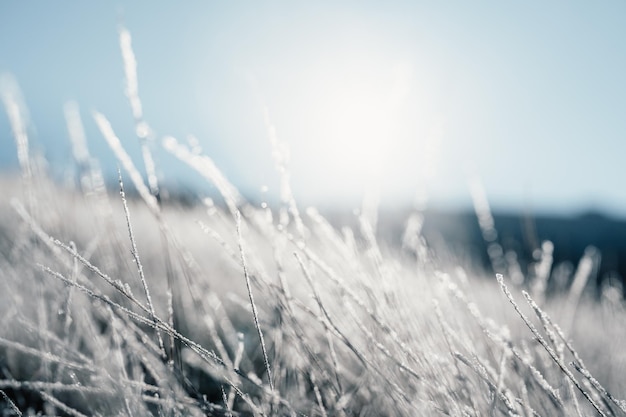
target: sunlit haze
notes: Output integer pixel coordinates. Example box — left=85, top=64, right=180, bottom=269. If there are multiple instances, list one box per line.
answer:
left=1, top=1, right=625, bottom=215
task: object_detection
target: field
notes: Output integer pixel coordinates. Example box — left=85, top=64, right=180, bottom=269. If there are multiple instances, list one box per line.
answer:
left=1, top=28, right=626, bottom=417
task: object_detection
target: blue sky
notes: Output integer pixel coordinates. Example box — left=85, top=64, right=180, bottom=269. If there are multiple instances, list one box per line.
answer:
left=1, top=1, right=625, bottom=215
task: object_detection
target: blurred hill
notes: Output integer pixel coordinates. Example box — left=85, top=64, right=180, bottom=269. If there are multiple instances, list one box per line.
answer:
left=368, top=208, right=626, bottom=297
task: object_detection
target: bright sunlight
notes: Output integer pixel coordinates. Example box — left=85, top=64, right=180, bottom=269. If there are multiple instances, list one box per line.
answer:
left=319, top=60, right=412, bottom=182
left=283, top=49, right=416, bottom=202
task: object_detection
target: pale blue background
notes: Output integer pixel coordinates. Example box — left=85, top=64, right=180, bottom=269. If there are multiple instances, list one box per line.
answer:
left=1, top=1, right=625, bottom=215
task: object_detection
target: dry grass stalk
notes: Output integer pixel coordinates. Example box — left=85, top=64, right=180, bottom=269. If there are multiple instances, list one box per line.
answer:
left=497, top=274, right=607, bottom=416
left=118, top=170, right=166, bottom=359
left=236, top=211, right=274, bottom=393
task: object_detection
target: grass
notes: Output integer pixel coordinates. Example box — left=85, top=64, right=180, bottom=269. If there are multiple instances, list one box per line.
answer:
left=0, top=27, right=625, bottom=416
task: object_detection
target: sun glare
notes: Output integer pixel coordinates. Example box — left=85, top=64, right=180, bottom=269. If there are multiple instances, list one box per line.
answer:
left=302, top=56, right=414, bottom=197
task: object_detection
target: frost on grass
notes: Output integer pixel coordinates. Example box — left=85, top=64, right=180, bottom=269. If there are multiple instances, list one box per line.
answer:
left=2, top=152, right=625, bottom=416
left=1, top=28, right=625, bottom=417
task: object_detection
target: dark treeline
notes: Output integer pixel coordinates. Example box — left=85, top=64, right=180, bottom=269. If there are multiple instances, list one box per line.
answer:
left=374, top=208, right=626, bottom=297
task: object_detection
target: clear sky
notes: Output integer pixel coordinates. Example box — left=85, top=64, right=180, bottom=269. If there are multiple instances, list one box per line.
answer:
left=1, top=1, right=625, bottom=215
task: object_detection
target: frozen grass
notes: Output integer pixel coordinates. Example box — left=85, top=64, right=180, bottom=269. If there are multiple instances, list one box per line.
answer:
left=1, top=27, right=626, bottom=416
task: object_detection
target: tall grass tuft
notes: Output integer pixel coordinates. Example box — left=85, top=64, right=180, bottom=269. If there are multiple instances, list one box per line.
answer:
left=0, top=27, right=625, bottom=417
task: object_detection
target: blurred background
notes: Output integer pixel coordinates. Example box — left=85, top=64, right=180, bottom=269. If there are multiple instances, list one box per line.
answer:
left=1, top=1, right=626, bottom=286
